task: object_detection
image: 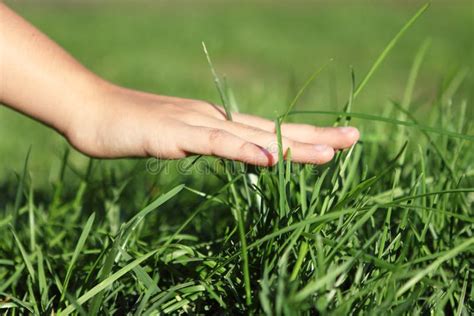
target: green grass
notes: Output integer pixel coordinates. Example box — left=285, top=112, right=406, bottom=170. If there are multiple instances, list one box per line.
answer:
left=1, top=0, right=473, bottom=314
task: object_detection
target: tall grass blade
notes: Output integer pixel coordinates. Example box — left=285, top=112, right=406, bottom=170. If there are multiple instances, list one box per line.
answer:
left=353, top=2, right=430, bottom=99
left=10, top=227, right=35, bottom=282
left=61, top=212, right=96, bottom=301
left=60, top=250, right=157, bottom=315
left=202, top=42, right=232, bottom=120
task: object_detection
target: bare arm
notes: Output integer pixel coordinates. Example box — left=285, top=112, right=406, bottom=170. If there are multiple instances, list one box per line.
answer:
left=0, top=3, right=359, bottom=166
left=0, top=3, right=107, bottom=135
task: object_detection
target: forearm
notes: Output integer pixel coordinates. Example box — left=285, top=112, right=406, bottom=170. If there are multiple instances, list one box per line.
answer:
left=0, top=3, right=108, bottom=135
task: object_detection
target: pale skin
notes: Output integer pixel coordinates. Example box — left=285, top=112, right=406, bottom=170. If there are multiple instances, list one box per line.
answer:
left=0, top=3, right=360, bottom=166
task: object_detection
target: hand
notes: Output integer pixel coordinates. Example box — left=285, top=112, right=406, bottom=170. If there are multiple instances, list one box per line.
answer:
left=0, top=3, right=359, bottom=166
left=66, top=84, right=360, bottom=166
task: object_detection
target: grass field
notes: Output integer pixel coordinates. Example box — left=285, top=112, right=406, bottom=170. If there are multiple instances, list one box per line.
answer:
left=1, top=0, right=473, bottom=314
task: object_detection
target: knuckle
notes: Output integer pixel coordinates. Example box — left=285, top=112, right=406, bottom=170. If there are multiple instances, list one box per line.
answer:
left=207, top=128, right=224, bottom=144
left=200, top=101, right=227, bottom=119
left=310, top=125, right=323, bottom=133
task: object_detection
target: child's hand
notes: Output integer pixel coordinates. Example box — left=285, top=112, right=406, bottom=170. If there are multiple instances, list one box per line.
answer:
left=67, top=85, right=359, bottom=166
left=0, top=3, right=359, bottom=166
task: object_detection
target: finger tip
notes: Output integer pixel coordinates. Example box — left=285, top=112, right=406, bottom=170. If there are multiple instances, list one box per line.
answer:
left=339, top=126, right=360, bottom=147
left=314, top=144, right=335, bottom=164
left=340, top=126, right=359, bottom=138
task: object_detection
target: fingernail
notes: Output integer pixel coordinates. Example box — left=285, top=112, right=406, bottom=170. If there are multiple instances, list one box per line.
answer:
left=314, top=144, right=331, bottom=152
left=340, top=127, right=358, bottom=134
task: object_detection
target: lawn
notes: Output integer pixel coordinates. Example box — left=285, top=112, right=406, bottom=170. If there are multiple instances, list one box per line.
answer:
left=0, top=0, right=473, bottom=314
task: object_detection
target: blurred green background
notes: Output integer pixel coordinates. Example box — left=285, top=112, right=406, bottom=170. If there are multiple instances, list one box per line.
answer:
left=1, top=0, right=472, bottom=180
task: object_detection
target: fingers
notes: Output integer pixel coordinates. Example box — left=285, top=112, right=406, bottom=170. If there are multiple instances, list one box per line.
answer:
left=281, top=124, right=359, bottom=149
left=189, top=103, right=359, bottom=149
left=232, top=113, right=359, bottom=149
left=185, top=118, right=335, bottom=165
left=173, top=124, right=276, bottom=166
left=232, top=112, right=275, bottom=130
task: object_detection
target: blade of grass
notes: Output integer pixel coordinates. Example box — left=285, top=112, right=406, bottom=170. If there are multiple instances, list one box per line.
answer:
left=60, top=250, right=158, bottom=316
left=28, top=183, right=35, bottom=252
left=202, top=42, right=232, bottom=120
left=10, top=227, right=35, bottom=282
left=61, top=212, right=96, bottom=301
left=275, top=118, right=288, bottom=218
left=202, top=42, right=252, bottom=305
left=13, top=147, right=31, bottom=226
left=224, top=166, right=252, bottom=306
left=455, top=270, right=469, bottom=316
left=36, top=248, right=49, bottom=310
left=353, top=2, right=430, bottom=99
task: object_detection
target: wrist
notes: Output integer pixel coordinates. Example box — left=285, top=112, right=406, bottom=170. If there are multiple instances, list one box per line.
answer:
left=63, top=78, right=117, bottom=152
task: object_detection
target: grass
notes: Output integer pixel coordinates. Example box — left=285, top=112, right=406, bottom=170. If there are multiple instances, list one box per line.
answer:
left=1, top=1, right=473, bottom=315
